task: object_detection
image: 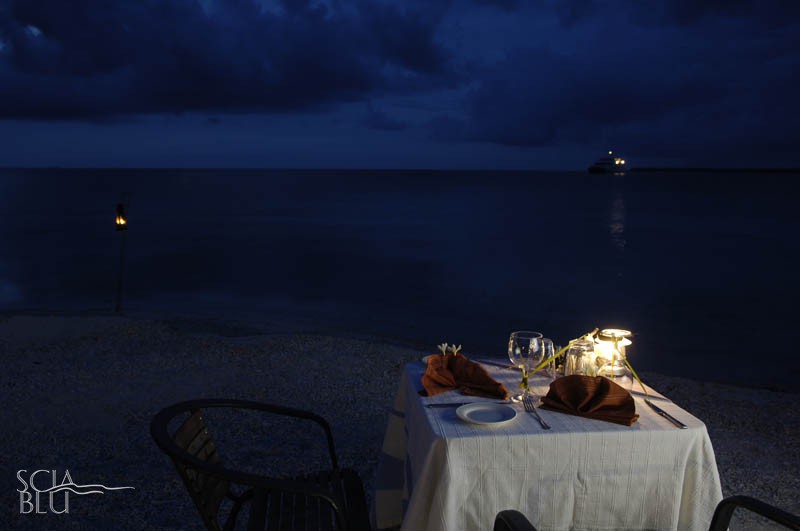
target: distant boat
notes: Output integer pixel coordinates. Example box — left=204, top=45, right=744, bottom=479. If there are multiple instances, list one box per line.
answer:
left=588, top=151, right=627, bottom=174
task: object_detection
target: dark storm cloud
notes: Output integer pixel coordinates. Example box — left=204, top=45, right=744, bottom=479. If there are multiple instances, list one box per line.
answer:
left=0, top=0, right=454, bottom=119
left=457, top=0, right=800, bottom=160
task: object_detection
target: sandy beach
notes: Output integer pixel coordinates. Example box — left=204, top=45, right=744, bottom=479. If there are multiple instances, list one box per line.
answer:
left=1, top=313, right=798, bottom=530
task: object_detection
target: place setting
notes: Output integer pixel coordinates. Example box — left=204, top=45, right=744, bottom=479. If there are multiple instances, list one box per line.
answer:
left=417, top=342, right=514, bottom=426
left=418, top=327, right=686, bottom=430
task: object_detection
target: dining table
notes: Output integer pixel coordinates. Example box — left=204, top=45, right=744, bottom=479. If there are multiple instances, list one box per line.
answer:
left=372, top=359, right=723, bottom=531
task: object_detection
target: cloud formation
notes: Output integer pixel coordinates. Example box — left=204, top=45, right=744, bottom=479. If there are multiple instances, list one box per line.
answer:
left=0, top=0, right=454, bottom=119
left=1, top=0, right=798, bottom=165
left=454, top=1, right=800, bottom=162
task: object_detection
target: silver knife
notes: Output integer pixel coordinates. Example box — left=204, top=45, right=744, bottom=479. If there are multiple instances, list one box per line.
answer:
left=644, top=399, right=688, bottom=429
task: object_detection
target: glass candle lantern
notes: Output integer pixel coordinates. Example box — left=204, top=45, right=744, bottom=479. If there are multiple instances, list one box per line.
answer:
left=594, top=329, right=632, bottom=380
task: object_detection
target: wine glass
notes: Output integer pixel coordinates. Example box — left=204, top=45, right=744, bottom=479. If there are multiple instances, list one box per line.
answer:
left=508, top=331, right=543, bottom=402
left=541, top=338, right=556, bottom=381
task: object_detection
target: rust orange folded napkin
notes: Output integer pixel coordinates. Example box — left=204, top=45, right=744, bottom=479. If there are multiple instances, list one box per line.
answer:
left=422, top=353, right=509, bottom=399
left=540, top=375, right=639, bottom=426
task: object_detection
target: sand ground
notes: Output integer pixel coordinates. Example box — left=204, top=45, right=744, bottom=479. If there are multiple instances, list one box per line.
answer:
left=1, top=314, right=797, bottom=530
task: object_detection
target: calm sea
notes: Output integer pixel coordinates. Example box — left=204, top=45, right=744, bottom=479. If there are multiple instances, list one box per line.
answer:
left=1, top=168, right=798, bottom=390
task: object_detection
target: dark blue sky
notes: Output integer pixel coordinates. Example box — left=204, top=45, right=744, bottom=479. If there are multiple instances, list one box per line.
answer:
left=0, top=0, right=798, bottom=169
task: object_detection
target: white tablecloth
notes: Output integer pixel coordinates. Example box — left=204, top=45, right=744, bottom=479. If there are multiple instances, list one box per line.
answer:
left=373, top=361, right=722, bottom=531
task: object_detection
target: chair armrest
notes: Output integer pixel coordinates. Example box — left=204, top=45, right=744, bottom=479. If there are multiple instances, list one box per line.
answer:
left=158, top=398, right=341, bottom=469
left=494, top=510, right=538, bottom=531
left=709, top=496, right=800, bottom=531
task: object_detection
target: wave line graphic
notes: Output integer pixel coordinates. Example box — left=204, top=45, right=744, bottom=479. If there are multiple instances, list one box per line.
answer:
left=44, top=487, right=107, bottom=496
left=39, top=482, right=135, bottom=495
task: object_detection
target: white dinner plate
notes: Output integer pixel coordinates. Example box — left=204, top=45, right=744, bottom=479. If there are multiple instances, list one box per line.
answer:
left=456, top=403, right=517, bottom=426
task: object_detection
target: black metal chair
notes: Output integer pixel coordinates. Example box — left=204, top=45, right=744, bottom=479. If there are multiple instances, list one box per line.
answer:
left=494, top=496, right=800, bottom=531
left=493, top=509, right=537, bottom=531
left=709, top=496, right=800, bottom=531
left=151, top=399, right=370, bottom=531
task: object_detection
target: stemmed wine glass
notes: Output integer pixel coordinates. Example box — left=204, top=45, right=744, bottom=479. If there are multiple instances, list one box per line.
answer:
left=508, top=331, right=543, bottom=402
left=541, top=338, right=556, bottom=381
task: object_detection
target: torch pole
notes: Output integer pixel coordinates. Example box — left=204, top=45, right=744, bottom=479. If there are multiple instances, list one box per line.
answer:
left=115, top=229, right=126, bottom=313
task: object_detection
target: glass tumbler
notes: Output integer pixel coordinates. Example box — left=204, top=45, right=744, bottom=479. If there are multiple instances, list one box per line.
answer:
left=563, top=339, right=596, bottom=376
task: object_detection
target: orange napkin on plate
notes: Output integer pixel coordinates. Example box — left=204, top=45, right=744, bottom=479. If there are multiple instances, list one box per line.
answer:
left=540, top=375, right=639, bottom=426
left=422, top=353, right=509, bottom=399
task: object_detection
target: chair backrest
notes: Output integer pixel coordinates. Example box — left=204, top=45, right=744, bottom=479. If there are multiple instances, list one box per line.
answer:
left=152, top=403, right=253, bottom=531
left=170, top=409, right=230, bottom=531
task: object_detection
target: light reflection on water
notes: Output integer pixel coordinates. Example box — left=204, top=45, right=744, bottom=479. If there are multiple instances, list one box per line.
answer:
left=609, top=194, right=626, bottom=252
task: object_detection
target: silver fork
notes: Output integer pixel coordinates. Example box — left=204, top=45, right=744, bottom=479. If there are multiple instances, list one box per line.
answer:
left=522, top=395, right=551, bottom=429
